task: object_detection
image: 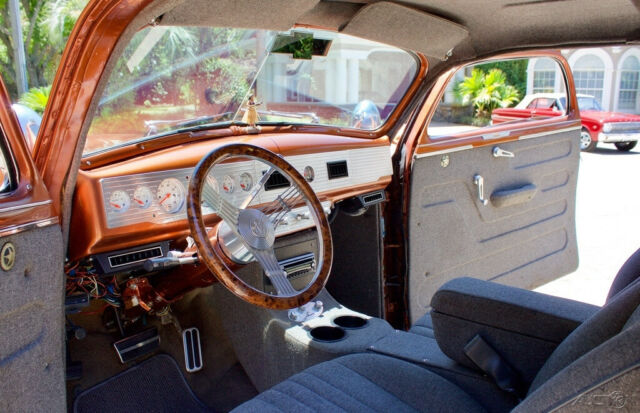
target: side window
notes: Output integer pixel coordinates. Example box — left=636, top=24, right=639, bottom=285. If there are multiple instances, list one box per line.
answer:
left=428, top=57, right=567, bottom=139
left=0, top=132, right=16, bottom=194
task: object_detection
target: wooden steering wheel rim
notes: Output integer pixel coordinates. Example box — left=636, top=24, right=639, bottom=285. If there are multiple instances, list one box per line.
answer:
left=187, top=143, right=333, bottom=309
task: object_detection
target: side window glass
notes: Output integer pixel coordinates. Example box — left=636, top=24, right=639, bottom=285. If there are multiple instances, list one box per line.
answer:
left=0, top=134, right=15, bottom=194
left=428, top=57, right=568, bottom=139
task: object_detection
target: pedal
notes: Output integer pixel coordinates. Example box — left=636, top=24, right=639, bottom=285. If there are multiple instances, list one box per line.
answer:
left=182, top=327, right=203, bottom=373
left=113, top=327, right=160, bottom=363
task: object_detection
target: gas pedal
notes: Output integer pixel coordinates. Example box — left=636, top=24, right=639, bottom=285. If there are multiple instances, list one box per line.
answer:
left=113, top=327, right=160, bottom=363
left=182, top=327, right=203, bottom=373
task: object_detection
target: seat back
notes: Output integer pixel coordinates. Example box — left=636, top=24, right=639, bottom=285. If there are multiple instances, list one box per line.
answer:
left=607, top=247, right=640, bottom=302
left=516, top=279, right=640, bottom=411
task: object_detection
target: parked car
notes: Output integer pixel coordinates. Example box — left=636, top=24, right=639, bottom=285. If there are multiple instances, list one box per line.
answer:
left=492, top=93, right=640, bottom=152
left=0, top=1, right=638, bottom=412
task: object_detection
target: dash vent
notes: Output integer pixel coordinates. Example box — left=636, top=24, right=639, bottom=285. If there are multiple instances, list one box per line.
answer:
left=264, top=170, right=291, bottom=191
left=327, top=161, right=348, bottom=179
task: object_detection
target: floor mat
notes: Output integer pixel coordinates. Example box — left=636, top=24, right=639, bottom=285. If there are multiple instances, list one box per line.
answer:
left=73, top=354, right=210, bottom=413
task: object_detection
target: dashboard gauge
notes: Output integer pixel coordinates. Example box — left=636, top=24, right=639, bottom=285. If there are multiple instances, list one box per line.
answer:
left=132, top=186, right=153, bottom=209
left=156, top=178, right=185, bottom=213
left=109, top=190, right=131, bottom=213
left=303, top=166, right=315, bottom=182
left=222, top=175, right=235, bottom=193
left=239, top=172, right=253, bottom=191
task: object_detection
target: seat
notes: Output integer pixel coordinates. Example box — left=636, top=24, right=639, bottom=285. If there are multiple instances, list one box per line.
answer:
left=409, top=247, right=640, bottom=339
left=233, top=257, right=640, bottom=412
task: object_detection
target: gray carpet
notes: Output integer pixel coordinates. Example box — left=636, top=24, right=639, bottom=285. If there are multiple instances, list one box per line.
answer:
left=73, top=354, right=209, bottom=413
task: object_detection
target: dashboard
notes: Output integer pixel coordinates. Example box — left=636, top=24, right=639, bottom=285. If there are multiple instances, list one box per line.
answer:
left=69, top=134, right=394, bottom=262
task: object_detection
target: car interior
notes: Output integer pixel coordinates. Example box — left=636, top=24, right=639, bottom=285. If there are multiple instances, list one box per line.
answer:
left=1, top=0, right=639, bottom=412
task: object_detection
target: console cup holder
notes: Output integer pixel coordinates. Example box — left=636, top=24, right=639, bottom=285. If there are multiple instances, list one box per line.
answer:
left=310, top=326, right=346, bottom=342
left=333, top=315, right=368, bottom=329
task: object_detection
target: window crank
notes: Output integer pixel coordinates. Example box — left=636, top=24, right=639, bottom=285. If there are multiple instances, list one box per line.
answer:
left=493, top=146, right=515, bottom=158
left=473, top=174, right=489, bottom=206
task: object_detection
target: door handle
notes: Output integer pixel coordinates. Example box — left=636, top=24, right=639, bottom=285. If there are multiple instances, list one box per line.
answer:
left=493, top=147, right=515, bottom=158
left=473, top=174, right=489, bottom=206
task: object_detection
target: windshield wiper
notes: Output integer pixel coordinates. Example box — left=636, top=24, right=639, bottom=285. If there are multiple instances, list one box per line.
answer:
left=144, top=111, right=236, bottom=136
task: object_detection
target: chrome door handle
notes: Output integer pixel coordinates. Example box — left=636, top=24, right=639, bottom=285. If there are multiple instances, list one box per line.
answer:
left=473, top=174, right=489, bottom=206
left=493, top=147, right=515, bottom=158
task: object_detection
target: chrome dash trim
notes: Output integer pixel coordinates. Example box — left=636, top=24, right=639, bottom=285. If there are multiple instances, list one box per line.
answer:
left=414, top=145, right=473, bottom=159
left=518, top=126, right=581, bottom=141
left=0, top=199, right=52, bottom=214
left=0, top=217, right=59, bottom=238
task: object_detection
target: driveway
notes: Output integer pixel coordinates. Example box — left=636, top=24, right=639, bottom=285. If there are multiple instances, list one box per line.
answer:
left=535, top=144, right=640, bottom=305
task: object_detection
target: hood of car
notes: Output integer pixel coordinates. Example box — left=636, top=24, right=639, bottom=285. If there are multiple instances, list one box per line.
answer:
left=581, top=110, right=640, bottom=124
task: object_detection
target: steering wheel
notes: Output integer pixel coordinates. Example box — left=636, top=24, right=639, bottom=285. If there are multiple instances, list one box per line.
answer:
left=186, top=144, right=333, bottom=310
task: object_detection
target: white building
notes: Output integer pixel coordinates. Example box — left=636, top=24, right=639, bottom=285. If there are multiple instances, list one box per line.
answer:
left=527, top=47, right=640, bottom=114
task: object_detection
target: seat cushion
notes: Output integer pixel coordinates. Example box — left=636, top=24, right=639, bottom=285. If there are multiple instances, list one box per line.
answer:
left=232, top=353, right=485, bottom=412
left=409, top=312, right=436, bottom=338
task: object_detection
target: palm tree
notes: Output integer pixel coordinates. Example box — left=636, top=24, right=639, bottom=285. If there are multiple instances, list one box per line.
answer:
left=455, top=68, right=519, bottom=123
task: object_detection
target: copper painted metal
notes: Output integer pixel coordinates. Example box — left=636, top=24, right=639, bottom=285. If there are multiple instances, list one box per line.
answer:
left=0, top=77, right=56, bottom=228
left=33, top=0, right=155, bottom=223
left=187, top=144, right=333, bottom=310
left=67, top=133, right=391, bottom=261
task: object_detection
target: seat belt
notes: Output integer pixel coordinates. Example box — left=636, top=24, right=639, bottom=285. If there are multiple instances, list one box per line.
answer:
left=463, top=334, right=525, bottom=399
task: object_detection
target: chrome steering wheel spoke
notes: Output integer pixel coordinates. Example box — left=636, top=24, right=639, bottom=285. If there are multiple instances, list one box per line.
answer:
left=252, top=248, right=297, bottom=296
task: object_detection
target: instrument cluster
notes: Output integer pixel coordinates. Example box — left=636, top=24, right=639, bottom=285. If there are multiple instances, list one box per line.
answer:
left=100, top=146, right=393, bottom=229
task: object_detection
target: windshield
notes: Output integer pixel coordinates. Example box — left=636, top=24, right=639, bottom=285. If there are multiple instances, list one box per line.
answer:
left=84, top=27, right=418, bottom=155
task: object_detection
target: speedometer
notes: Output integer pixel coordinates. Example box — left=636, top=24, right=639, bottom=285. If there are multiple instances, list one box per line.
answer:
left=156, top=178, right=185, bottom=213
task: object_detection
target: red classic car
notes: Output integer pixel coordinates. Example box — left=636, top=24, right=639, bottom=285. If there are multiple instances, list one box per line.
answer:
left=0, top=1, right=639, bottom=413
left=492, top=93, right=640, bottom=152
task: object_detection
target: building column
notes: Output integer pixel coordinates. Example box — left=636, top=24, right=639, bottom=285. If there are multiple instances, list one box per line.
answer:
left=347, top=59, right=360, bottom=103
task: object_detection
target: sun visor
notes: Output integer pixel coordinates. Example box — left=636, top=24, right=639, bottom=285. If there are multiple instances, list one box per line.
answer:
left=340, top=2, right=469, bottom=60
left=160, top=0, right=320, bottom=31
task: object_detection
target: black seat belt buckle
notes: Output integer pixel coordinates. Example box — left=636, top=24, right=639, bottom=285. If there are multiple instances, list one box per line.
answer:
left=464, top=334, right=524, bottom=399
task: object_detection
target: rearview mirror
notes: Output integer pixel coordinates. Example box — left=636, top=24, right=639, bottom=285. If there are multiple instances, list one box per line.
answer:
left=271, top=32, right=331, bottom=59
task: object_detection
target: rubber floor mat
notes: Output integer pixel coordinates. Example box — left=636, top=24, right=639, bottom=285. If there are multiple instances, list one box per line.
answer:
left=74, top=354, right=210, bottom=413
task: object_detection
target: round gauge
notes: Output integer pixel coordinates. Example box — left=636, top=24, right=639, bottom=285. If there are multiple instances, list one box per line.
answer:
left=222, top=175, right=235, bottom=193
left=156, top=178, right=185, bottom=213
left=303, top=166, right=315, bottom=182
left=109, top=190, right=131, bottom=213
left=239, top=172, right=253, bottom=192
left=132, top=186, right=153, bottom=209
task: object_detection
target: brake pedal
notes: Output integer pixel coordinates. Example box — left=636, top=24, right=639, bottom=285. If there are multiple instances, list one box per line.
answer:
left=113, top=327, right=160, bottom=363
left=182, top=327, right=203, bottom=373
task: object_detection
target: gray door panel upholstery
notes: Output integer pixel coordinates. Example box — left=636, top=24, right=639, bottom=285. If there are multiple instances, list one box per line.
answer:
left=408, top=128, right=580, bottom=322
left=0, top=223, right=65, bottom=412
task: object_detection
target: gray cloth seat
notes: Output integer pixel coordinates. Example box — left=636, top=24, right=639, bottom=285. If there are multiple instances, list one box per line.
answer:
left=234, top=269, right=640, bottom=412
left=410, top=247, right=640, bottom=339
left=232, top=352, right=485, bottom=412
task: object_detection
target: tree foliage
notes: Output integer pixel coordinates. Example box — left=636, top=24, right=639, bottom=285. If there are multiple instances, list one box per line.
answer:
left=18, top=84, right=50, bottom=113
left=455, top=68, right=520, bottom=123
left=0, top=0, right=88, bottom=99
left=476, top=59, right=528, bottom=98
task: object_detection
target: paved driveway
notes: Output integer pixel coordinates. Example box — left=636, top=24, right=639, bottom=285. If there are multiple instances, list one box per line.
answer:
left=535, top=144, right=640, bottom=305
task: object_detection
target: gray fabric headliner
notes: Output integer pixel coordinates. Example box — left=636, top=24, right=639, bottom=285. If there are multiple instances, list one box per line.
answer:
left=158, top=0, right=640, bottom=63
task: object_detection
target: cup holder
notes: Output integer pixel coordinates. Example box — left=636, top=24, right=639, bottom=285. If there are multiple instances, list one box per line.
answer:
left=310, top=326, right=346, bottom=342
left=333, top=315, right=368, bottom=329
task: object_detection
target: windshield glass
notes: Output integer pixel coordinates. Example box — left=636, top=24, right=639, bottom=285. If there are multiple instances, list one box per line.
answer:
left=577, top=96, right=603, bottom=111
left=84, top=27, right=418, bottom=155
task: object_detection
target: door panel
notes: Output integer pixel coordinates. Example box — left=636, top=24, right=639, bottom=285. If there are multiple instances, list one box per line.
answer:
left=0, top=77, right=65, bottom=411
left=407, top=127, right=580, bottom=322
